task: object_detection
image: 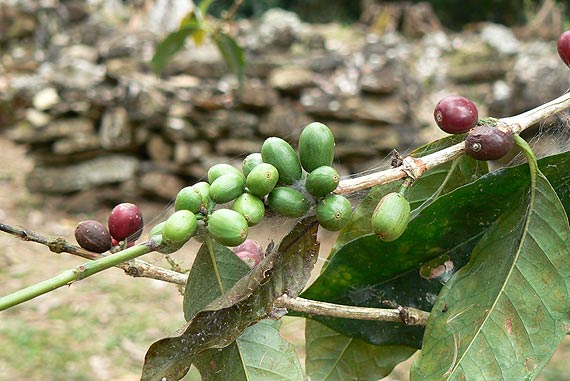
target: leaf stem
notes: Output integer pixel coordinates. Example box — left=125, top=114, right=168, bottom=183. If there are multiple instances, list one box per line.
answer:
left=0, top=242, right=152, bottom=311
left=514, top=134, right=539, bottom=187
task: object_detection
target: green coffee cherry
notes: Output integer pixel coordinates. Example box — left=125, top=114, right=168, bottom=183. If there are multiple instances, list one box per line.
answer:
left=298, top=122, right=335, bottom=172
left=316, top=194, right=352, bottom=231
left=163, top=210, right=198, bottom=247
left=193, top=181, right=211, bottom=206
left=175, top=186, right=203, bottom=213
left=208, top=209, right=249, bottom=246
left=232, top=193, right=265, bottom=226
left=210, top=173, right=245, bottom=204
left=208, top=163, right=244, bottom=183
left=267, top=187, right=310, bottom=218
left=246, top=163, right=279, bottom=197
left=242, top=152, right=263, bottom=178
left=371, top=192, right=410, bottom=242
left=261, top=137, right=302, bottom=185
left=305, top=166, right=340, bottom=198
left=149, top=221, right=166, bottom=239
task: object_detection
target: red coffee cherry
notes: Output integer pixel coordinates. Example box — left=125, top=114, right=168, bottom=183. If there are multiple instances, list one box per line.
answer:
left=465, top=125, right=514, bottom=161
left=75, top=220, right=112, bottom=253
left=557, top=31, right=570, bottom=67
left=434, top=95, right=479, bottom=134
left=108, top=203, right=144, bottom=241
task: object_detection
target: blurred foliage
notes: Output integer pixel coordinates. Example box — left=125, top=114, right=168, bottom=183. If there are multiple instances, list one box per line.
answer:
left=207, top=0, right=568, bottom=29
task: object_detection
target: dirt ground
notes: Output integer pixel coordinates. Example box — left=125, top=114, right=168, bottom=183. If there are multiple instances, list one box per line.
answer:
left=0, top=136, right=568, bottom=380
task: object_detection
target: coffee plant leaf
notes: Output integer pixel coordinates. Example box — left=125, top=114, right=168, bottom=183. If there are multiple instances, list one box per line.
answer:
left=183, top=241, right=302, bottom=381
left=183, top=240, right=250, bottom=321
left=213, top=31, right=245, bottom=86
left=301, top=151, right=570, bottom=348
left=196, top=319, right=303, bottom=381
left=141, top=217, right=319, bottom=381
left=151, top=21, right=203, bottom=74
left=305, top=319, right=416, bottom=381
left=411, top=165, right=570, bottom=380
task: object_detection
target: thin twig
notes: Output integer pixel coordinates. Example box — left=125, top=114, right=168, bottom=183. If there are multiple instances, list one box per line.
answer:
left=0, top=223, right=187, bottom=286
left=274, top=295, right=429, bottom=326
left=336, top=91, right=570, bottom=194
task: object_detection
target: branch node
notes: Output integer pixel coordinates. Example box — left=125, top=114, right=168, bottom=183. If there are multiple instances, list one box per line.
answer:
left=402, top=156, right=426, bottom=179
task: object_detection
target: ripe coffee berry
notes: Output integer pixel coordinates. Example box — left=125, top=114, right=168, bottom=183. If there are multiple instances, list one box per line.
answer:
left=465, top=125, right=514, bottom=161
left=434, top=95, right=478, bottom=134
left=557, top=31, right=570, bottom=67
left=75, top=220, right=112, bottom=253
left=108, top=203, right=144, bottom=241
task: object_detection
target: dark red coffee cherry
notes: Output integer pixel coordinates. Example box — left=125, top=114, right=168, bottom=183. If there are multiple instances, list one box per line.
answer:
left=108, top=203, right=144, bottom=241
left=465, top=125, right=514, bottom=161
left=557, top=31, right=570, bottom=67
left=434, top=95, right=478, bottom=134
left=75, top=220, right=112, bottom=253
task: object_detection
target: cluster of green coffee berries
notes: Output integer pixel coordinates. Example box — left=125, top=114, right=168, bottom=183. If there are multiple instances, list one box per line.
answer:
left=147, top=122, right=353, bottom=251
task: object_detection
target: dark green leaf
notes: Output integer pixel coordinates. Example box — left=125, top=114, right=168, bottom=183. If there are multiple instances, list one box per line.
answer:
left=301, top=152, right=570, bottom=348
left=305, top=319, right=416, bottom=381
left=212, top=31, right=245, bottom=85
left=411, top=169, right=570, bottom=380
left=142, top=217, right=319, bottom=381
left=151, top=23, right=201, bottom=74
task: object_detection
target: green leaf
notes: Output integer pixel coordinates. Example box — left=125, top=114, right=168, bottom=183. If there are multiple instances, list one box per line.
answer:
left=151, top=23, right=201, bottom=74
left=142, top=217, right=319, bottom=381
left=199, top=0, right=216, bottom=15
left=301, top=152, right=570, bottom=348
left=212, top=31, right=245, bottom=85
left=196, top=320, right=303, bottom=381
left=183, top=241, right=302, bottom=381
left=411, top=167, right=570, bottom=380
left=183, top=240, right=250, bottom=321
left=305, top=319, right=416, bottom=381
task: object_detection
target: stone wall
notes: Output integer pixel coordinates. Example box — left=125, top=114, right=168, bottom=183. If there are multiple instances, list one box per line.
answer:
left=1, top=1, right=567, bottom=210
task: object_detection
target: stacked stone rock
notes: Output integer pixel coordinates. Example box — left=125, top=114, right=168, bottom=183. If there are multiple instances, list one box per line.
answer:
left=1, top=2, right=567, bottom=210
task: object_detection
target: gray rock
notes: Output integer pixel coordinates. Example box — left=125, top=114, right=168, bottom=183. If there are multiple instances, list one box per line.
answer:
left=346, top=95, right=406, bottom=125
left=147, top=134, right=173, bottom=162
left=33, top=87, right=60, bottom=111
left=52, top=135, right=101, bottom=155
left=99, top=107, right=131, bottom=149
left=26, top=155, right=139, bottom=193
left=480, top=23, right=519, bottom=56
left=174, top=141, right=211, bottom=165
left=269, top=67, right=315, bottom=92
left=164, top=116, right=198, bottom=141
left=259, top=103, right=311, bottom=141
left=139, top=171, right=185, bottom=200
left=9, top=117, right=95, bottom=144
left=215, top=139, right=264, bottom=156
left=238, top=82, right=279, bottom=109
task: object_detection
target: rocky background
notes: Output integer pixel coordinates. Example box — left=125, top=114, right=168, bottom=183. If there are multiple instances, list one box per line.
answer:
left=1, top=0, right=567, bottom=211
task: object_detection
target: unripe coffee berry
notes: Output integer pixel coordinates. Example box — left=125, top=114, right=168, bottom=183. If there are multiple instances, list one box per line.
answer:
left=108, top=203, right=144, bottom=241
left=316, top=194, right=352, bottom=231
left=75, top=220, right=113, bottom=253
left=207, top=209, right=249, bottom=247
left=434, top=95, right=478, bottom=134
left=464, top=125, right=514, bottom=161
left=372, top=192, right=410, bottom=242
